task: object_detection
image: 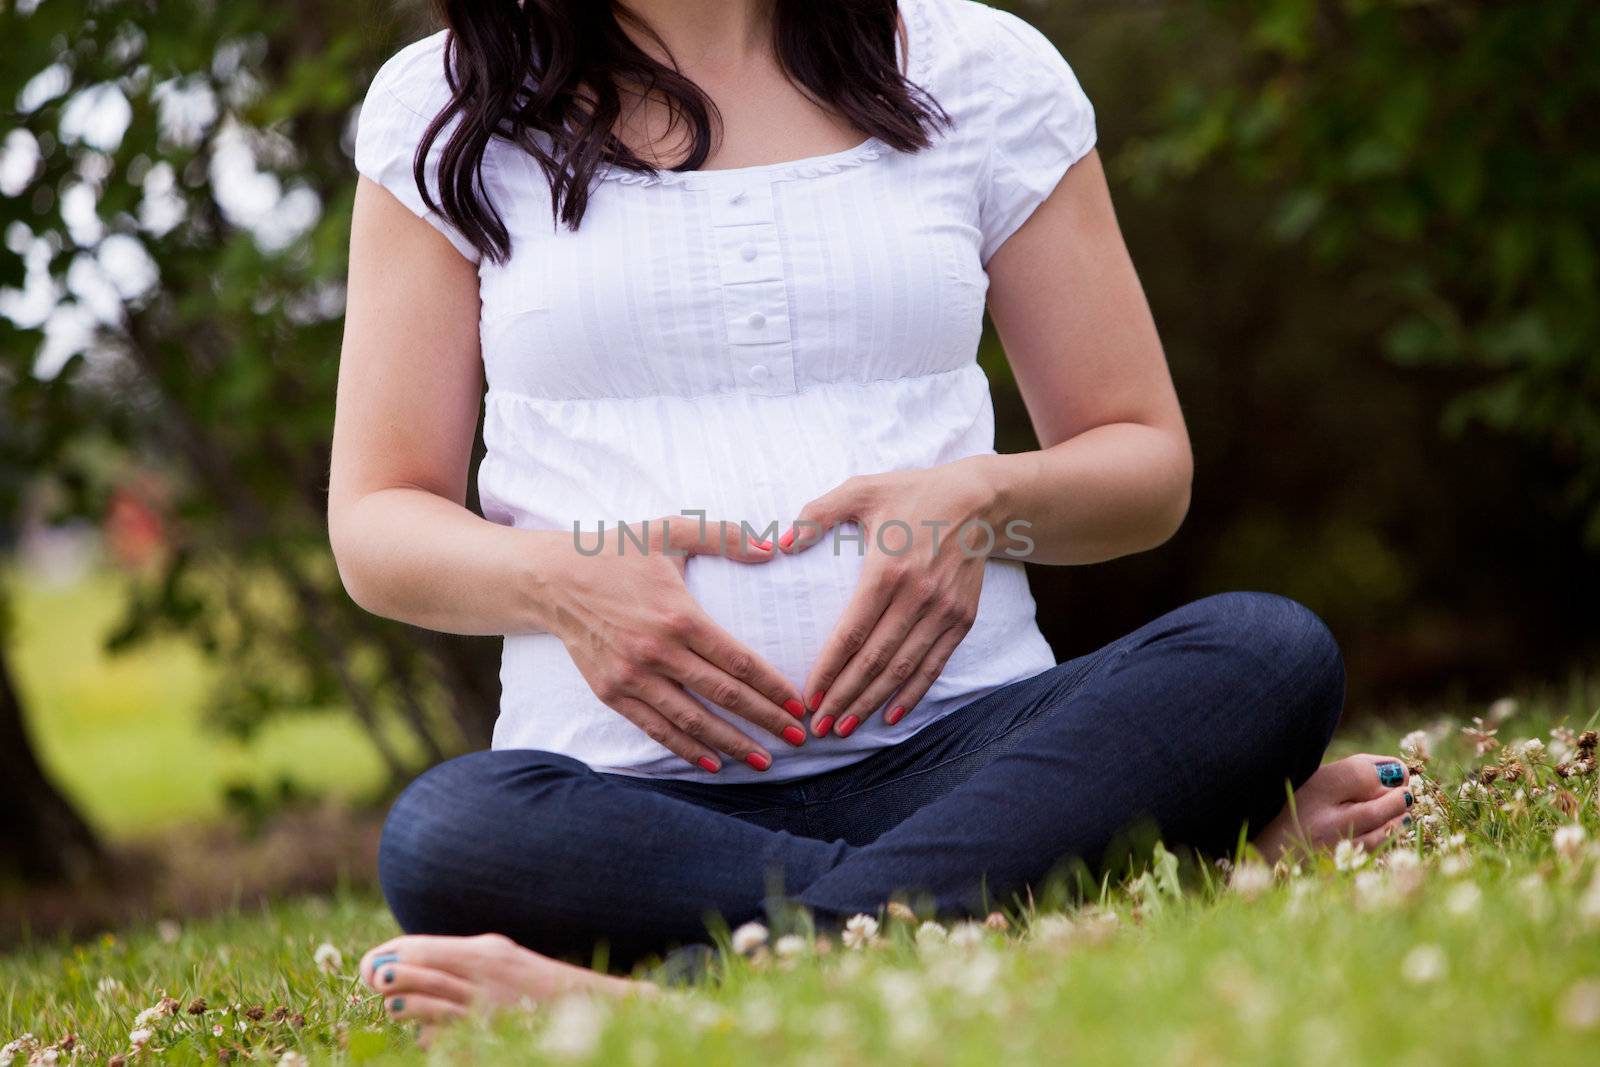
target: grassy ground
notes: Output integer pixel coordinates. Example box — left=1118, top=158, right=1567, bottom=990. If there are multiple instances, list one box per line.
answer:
left=4, top=697, right=1599, bottom=1064
left=9, top=567, right=390, bottom=835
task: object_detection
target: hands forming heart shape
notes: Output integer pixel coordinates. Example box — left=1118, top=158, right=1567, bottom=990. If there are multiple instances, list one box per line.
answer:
left=543, top=459, right=1003, bottom=772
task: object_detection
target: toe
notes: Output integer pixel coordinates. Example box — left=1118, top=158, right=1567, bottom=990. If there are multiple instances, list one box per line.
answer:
left=373, top=963, right=476, bottom=1005
left=385, top=991, right=468, bottom=1026
left=1354, top=812, right=1411, bottom=853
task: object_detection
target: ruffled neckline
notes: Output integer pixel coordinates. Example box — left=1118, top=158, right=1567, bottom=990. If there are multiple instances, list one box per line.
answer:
left=598, top=0, right=933, bottom=188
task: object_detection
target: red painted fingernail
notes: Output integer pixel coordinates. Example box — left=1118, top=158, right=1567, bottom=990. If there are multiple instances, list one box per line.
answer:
left=778, top=529, right=795, bottom=550
left=886, top=705, right=907, bottom=725
left=809, top=690, right=826, bottom=711
left=782, top=725, right=806, bottom=747
left=813, top=714, right=835, bottom=737
left=836, top=715, right=860, bottom=738
left=753, top=539, right=774, bottom=552
left=783, top=698, right=805, bottom=718
left=745, top=752, right=772, bottom=771
left=697, top=756, right=720, bottom=773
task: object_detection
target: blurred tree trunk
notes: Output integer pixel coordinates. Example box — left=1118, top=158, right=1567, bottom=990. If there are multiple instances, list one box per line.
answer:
left=0, top=643, right=105, bottom=884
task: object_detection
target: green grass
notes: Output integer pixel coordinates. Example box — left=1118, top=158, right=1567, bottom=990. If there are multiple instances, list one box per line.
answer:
left=8, top=567, right=389, bottom=835
left=4, top=698, right=1600, bottom=1064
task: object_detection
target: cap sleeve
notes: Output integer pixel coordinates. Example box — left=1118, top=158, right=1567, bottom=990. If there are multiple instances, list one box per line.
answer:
left=353, top=36, right=482, bottom=264
left=976, top=11, right=1097, bottom=266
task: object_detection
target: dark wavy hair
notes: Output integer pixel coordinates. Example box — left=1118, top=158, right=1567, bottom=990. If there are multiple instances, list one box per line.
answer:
left=412, top=0, right=949, bottom=264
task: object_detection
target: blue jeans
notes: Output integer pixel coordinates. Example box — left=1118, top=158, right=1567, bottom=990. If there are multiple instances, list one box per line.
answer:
left=379, top=591, right=1344, bottom=968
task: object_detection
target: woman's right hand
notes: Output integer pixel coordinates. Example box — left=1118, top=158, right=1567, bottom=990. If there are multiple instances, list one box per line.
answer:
left=539, top=515, right=807, bottom=772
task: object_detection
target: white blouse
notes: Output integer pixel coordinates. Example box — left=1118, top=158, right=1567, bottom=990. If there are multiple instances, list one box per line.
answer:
left=353, top=0, right=1097, bottom=782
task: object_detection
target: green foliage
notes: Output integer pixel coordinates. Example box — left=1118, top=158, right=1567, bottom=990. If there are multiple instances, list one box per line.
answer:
left=0, top=0, right=496, bottom=777
left=1131, top=0, right=1600, bottom=541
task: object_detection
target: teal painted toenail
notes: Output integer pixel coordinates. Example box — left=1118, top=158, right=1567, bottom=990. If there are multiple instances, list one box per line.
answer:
left=383, top=968, right=396, bottom=985
left=371, top=953, right=398, bottom=969
left=1402, top=815, right=1413, bottom=828
left=390, top=997, right=404, bottom=1013
left=1404, top=791, right=1414, bottom=808
left=1377, top=762, right=1405, bottom=787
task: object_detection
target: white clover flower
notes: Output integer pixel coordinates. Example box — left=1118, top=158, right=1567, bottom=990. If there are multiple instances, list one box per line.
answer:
left=1554, top=823, right=1588, bottom=862
left=1440, top=851, right=1472, bottom=878
left=842, top=914, right=879, bottom=950
left=1352, top=870, right=1392, bottom=910
left=538, top=995, right=607, bottom=1060
left=1230, top=861, right=1273, bottom=901
left=1399, top=730, right=1431, bottom=762
left=885, top=901, right=917, bottom=924
left=1444, top=882, right=1482, bottom=917
left=1579, top=875, right=1600, bottom=930
left=132, top=1007, right=160, bottom=1029
left=1519, top=738, right=1547, bottom=764
left=1488, top=697, right=1518, bottom=723
left=1401, top=944, right=1446, bottom=984
left=128, top=1028, right=154, bottom=1049
left=1333, top=840, right=1368, bottom=872
left=914, top=921, right=948, bottom=947
left=874, top=971, right=931, bottom=1047
left=681, top=999, right=728, bottom=1033
left=312, top=942, right=342, bottom=973
left=278, top=1053, right=308, bottom=1067
left=773, top=934, right=807, bottom=959
left=730, top=922, right=768, bottom=956
left=1384, top=849, right=1421, bottom=873
left=947, top=922, right=986, bottom=948
left=1518, top=872, right=1553, bottom=921
left=212, top=1025, right=225, bottom=1037
left=1559, top=981, right=1600, bottom=1031
left=1028, top=914, right=1075, bottom=948
left=737, top=991, right=779, bottom=1037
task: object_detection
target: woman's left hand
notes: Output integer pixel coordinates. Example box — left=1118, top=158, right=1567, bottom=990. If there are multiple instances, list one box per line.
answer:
left=780, top=457, right=1002, bottom=738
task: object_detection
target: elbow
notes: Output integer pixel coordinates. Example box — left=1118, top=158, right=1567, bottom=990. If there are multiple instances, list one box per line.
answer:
left=1144, top=436, right=1193, bottom=551
left=327, top=506, right=385, bottom=618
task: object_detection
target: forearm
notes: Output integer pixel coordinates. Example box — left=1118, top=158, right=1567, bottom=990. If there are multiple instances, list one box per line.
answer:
left=329, top=486, right=564, bottom=636
left=971, top=422, right=1192, bottom=566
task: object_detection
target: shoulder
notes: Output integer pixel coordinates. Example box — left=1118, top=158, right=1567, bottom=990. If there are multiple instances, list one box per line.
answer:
left=362, top=29, right=455, bottom=126
left=914, top=0, right=1080, bottom=94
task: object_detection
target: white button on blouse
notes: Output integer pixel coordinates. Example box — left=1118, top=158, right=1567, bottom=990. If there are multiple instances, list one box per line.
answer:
left=354, top=0, right=1097, bottom=781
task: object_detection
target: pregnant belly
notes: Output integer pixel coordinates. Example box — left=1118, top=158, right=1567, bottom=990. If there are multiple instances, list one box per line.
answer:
left=680, top=522, right=868, bottom=688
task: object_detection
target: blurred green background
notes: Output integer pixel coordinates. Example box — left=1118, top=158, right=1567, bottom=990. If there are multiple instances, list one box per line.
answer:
left=1, top=0, right=1597, bottom=898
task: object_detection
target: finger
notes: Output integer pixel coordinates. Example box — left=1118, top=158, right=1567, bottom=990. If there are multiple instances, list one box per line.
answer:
left=814, top=590, right=920, bottom=732
left=668, top=650, right=807, bottom=748
left=681, top=617, right=806, bottom=719
left=384, top=992, right=468, bottom=1025
left=654, top=515, right=778, bottom=561
left=779, top=478, right=869, bottom=552
left=1341, top=782, right=1415, bottom=837
left=881, top=624, right=967, bottom=730
left=369, top=963, right=476, bottom=1006
left=805, top=582, right=894, bottom=734
left=830, top=613, right=945, bottom=738
left=639, top=680, right=777, bottom=772
left=1354, top=812, right=1411, bottom=853
left=611, top=694, right=726, bottom=773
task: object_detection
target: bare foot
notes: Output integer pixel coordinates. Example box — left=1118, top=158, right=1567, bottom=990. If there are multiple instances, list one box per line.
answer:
left=359, top=933, right=646, bottom=1041
left=1253, top=753, right=1413, bottom=865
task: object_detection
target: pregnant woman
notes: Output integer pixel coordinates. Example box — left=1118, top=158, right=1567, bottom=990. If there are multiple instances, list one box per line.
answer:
left=330, top=0, right=1410, bottom=1028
